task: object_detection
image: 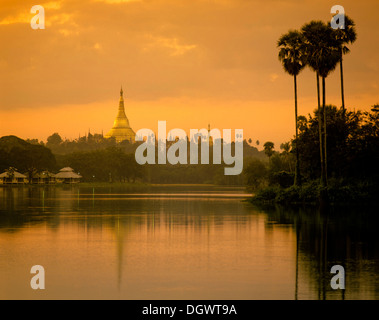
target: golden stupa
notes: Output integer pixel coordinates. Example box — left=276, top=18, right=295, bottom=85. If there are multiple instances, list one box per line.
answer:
left=105, top=87, right=135, bottom=143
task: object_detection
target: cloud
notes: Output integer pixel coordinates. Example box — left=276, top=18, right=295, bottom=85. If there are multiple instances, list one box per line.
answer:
left=0, top=0, right=378, bottom=114
left=0, top=1, right=62, bottom=25
left=0, top=12, right=30, bottom=25
left=270, top=73, right=279, bottom=82
left=95, top=0, right=141, bottom=3
left=143, top=35, right=198, bottom=56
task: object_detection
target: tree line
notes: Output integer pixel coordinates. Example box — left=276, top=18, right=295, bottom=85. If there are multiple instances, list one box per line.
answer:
left=1, top=133, right=267, bottom=184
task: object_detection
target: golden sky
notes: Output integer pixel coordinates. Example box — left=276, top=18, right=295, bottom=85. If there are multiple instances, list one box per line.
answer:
left=0, top=0, right=378, bottom=148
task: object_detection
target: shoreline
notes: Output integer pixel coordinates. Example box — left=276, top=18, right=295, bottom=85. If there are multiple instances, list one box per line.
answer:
left=0, top=182, right=245, bottom=188
left=247, top=183, right=379, bottom=207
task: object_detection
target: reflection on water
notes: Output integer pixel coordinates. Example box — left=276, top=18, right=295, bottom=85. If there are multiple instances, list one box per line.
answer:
left=0, top=185, right=378, bottom=300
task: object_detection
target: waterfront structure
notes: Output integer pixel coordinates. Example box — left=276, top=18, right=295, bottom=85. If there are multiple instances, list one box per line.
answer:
left=32, top=171, right=56, bottom=184
left=54, top=167, right=82, bottom=184
left=0, top=170, right=27, bottom=184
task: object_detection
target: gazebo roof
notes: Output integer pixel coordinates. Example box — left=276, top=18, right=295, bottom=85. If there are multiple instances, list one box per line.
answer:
left=54, top=171, right=82, bottom=179
left=0, top=171, right=27, bottom=178
left=59, top=167, right=75, bottom=172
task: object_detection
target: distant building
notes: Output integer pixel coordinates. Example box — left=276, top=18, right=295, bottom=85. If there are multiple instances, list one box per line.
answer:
left=0, top=170, right=27, bottom=184
left=54, top=167, right=82, bottom=184
left=105, top=87, right=136, bottom=143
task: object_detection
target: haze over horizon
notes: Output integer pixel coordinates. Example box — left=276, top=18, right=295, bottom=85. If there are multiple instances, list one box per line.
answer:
left=1, top=0, right=378, bottom=148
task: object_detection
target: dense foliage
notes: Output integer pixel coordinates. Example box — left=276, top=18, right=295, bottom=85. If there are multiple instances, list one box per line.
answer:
left=0, top=136, right=56, bottom=178
left=2, top=133, right=266, bottom=184
left=244, top=105, right=379, bottom=204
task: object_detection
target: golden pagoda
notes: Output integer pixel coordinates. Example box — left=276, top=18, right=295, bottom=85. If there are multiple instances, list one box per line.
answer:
left=105, top=87, right=135, bottom=143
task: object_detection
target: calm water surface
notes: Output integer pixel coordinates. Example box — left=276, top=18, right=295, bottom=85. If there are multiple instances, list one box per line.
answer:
left=0, top=185, right=378, bottom=300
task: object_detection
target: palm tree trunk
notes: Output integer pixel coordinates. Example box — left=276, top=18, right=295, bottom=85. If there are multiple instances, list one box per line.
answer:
left=288, top=154, right=293, bottom=173
left=340, top=55, right=345, bottom=113
left=322, top=76, right=328, bottom=187
left=317, top=73, right=325, bottom=186
left=294, top=74, right=301, bottom=186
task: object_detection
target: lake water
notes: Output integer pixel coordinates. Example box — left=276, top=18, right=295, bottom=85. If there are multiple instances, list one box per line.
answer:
left=0, top=185, right=378, bottom=300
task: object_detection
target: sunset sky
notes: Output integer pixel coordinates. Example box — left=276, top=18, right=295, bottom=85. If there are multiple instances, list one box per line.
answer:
left=0, top=0, right=378, bottom=149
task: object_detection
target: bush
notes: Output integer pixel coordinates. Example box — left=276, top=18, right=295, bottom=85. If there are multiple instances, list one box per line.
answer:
left=269, top=171, right=294, bottom=188
left=252, top=181, right=319, bottom=204
left=327, top=182, right=377, bottom=204
left=253, top=186, right=280, bottom=202
left=298, top=181, right=320, bottom=203
left=275, top=185, right=301, bottom=204
left=244, top=159, right=268, bottom=189
left=251, top=179, right=379, bottom=205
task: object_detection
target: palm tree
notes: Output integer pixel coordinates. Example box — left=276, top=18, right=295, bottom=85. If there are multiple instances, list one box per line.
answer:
left=315, top=25, right=340, bottom=188
left=302, top=21, right=340, bottom=187
left=302, top=21, right=327, bottom=187
left=280, top=142, right=293, bottom=172
left=278, top=30, right=307, bottom=186
left=332, top=15, right=357, bottom=112
left=263, top=141, right=275, bottom=160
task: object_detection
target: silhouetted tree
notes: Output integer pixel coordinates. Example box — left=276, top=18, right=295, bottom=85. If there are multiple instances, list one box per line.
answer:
left=47, top=133, right=63, bottom=146
left=243, top=159, right=267, bottom=190
left=333, top=15, right=357, bottom=112
left=263, top=141, right=275, bottom=160
left=278, top=30, right=306, bottom=186
left=280, top=142, right=293, bottom=172
left=302, top=21, right=340, bottom=187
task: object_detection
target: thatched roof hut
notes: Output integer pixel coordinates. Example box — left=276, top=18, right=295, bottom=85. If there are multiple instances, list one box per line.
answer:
left=54, top=167, right=82, bottom=183
left=0, top=170, right=27, bottom=184
left=0, top=171, right=27, bottom=178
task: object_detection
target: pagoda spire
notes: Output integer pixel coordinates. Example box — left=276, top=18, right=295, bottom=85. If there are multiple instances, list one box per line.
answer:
left=105, top=86, right=135, bottom=143
left=119, top=86, right=125, bottom=110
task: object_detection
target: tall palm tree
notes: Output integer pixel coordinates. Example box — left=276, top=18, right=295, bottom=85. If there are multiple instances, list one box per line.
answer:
left=278, top=30, right=307, bottom=186
left=302, top=21, right=340, bottom=187
left=332, top=15, right=357, bottom=112
left=302, top=21, right=327, bottom=186
left=316, top=25, right=340, bottom=187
